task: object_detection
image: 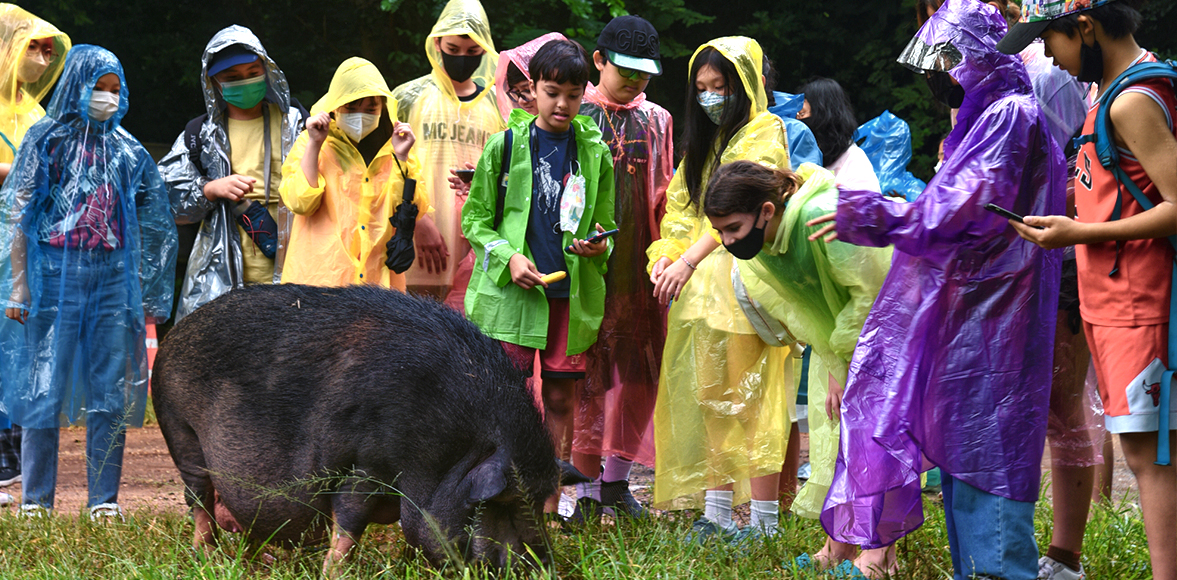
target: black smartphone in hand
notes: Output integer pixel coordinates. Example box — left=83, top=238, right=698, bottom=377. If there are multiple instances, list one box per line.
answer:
left=566, top=228, right=619, bottom=253
left=984, top=203, right=1043, bottom=229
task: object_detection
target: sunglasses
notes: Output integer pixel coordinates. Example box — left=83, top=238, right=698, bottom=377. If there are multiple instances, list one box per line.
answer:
left=615, top=66, right=653, bottom=81
left=507, top=87, right=535, bottom=104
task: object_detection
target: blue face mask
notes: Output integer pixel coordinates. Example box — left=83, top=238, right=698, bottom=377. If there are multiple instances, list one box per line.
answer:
left=696, top=90, right=730, bottom=125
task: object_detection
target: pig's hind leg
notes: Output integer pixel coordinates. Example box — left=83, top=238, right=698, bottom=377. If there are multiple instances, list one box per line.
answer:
left=156, top=414, right=220, bottom=553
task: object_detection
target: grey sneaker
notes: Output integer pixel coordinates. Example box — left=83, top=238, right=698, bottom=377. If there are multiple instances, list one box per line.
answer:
left=732, top=524, right=780, bottom=545
left=89, top=503, right=124, bottom=522
left=683, top=517, right=738, bottom=545
left=19, top=504, right=48, bottom=518
left=600, top=480, right=648, bottom=518
left=1038, top=556, right=1085, bottom=580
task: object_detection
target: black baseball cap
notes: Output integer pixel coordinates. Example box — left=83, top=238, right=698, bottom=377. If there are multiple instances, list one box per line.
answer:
left=597, top=15, right=662, bottom=76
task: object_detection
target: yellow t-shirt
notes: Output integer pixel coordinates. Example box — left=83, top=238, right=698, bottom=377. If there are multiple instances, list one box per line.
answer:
left=227, top=109, right=284, bottom=284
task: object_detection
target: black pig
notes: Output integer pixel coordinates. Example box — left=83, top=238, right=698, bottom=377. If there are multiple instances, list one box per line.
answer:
left=152, top=284, right=568, bottom=573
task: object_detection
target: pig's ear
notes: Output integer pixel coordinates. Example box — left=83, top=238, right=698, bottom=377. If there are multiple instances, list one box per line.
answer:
left=557, top=459, right=592, bottom=486
left=463, top=454, right=510, bottom=504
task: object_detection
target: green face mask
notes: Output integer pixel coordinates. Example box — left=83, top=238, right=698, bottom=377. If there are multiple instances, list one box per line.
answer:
left=219, top=75, right=267, bottom=109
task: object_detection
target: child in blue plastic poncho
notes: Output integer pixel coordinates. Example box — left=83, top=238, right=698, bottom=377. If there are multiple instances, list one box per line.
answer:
left=0, top=45, right=177, bottom=518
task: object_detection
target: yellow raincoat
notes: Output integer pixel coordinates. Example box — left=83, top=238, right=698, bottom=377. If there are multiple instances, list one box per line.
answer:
left=279, top=57, right=424, bottom=289
left=392, top=0, right=505, bottom=293
left=646, top=37, right=792, bottom=509
left=0, top=4, right=69, bottom=166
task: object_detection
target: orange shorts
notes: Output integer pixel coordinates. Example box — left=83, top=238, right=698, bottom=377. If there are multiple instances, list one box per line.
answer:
left=500, top=298, right=587, bottom=379
left=1085, top=321, right=1177, bottom=433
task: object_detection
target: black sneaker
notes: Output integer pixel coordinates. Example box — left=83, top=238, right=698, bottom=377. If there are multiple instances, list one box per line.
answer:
left=234, top=200, right=279, bottom=259
left=600, top=480, right=648, bottom=518
left=569, top=496, right=603, bottom=524
left=0, top=468, right=19, bottom=487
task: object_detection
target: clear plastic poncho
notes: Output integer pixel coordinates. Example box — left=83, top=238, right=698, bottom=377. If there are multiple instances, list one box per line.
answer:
left=736, top=163, right=892, bottom=519
left=573, top=83, right=674, bottom=467
left=1020, top=41, right=1086, bottom=152
left=392, top=0, right=504, bottom=292
left=646, top=37, right=792, bottom=509
left=0, top=45, right=178, bottom=429
left=820, top=0, right=1066, bottom=548
left=853, top=111, right=927, bottom=201
left=493, top=32, right=566, bottom=121
left=279, top=57, right=423, bottom=289
left=158, top=26, right=305, bottom=322
left=0, top=4, right=70, bottom=166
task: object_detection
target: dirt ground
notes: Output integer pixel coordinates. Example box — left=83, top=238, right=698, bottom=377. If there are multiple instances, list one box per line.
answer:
left=0, top=426, right=1140, bottom=517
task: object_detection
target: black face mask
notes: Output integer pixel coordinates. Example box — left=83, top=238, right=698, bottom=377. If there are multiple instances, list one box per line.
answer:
left=724, top=217, right=768, bottom=260
left=1077, top=30, right=1104, bottom=83
left=440, top=52, right=482, bottom=83
left=926, top=71, right=965, bottom=109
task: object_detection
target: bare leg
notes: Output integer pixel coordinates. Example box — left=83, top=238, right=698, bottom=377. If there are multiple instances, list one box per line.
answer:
left=780, top=422, right=801, bottom=508
left=814, top=536, right=858, bottom=568
left=1120, top=431, right=1177, bottom=580
left=1093, top=432, right=1114, bottom=503
left=854, top=544, right=898, bottom=579
left=1049, top=465, right=1095, bottom=554
left=543, top=378, right=578, bottom=513
left=572, top=451, right=602, bottom=479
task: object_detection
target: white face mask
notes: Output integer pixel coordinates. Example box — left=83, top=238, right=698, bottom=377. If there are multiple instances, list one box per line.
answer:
left=337, top=112, right=380, bottom=143
left=88, top=90, right=120, bottom=122
left=17, top=51, right=49, bottom=83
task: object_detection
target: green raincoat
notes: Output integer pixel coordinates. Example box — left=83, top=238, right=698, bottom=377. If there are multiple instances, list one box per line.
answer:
left=736, top=163, right=892, bottom=517
left=462, top=109, right=616, bottom=355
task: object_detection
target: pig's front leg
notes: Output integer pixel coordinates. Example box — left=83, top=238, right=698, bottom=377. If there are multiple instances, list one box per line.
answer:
left=322, top=528, right=360, bottom=578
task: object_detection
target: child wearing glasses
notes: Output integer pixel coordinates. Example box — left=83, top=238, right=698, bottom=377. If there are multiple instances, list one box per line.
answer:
left=568, top=15, right=674, bottom=522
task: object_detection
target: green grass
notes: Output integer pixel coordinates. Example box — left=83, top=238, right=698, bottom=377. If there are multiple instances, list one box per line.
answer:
left=0, top=494, right=1154, bottom=579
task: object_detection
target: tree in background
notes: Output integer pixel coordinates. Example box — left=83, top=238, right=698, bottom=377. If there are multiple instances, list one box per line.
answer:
left=26, top=0, right=1176, bottom=179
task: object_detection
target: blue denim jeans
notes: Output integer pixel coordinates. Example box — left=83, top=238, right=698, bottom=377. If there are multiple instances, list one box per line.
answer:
left=20, top=411, right=126, bottom=509
left=941, top=473, right=1038, bottom=580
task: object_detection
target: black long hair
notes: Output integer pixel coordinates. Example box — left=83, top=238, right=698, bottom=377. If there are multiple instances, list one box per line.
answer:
left=797, top=77, right=857, bottom=166
left=680, top=46, right=752, bottom=210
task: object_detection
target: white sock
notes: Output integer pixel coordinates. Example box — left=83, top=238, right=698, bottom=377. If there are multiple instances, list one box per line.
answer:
left=750, top=499, right=779, bottom=533
left=703, top=490, right=734, bottom=528
left=576, top=480, right=601, bottom=502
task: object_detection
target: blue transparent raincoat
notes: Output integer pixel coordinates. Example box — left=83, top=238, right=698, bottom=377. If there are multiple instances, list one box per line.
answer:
left=0, top=45, right=177, bottom=429
left=854, top=111, right=927, bottom=201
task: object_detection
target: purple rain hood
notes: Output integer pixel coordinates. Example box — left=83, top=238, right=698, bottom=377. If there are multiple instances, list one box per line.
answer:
left=819, top=0, right=1066, bottom=548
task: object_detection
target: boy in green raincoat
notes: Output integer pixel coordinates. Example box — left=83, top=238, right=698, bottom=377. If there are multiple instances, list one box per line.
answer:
left=462, top=38, right=616, bottom=514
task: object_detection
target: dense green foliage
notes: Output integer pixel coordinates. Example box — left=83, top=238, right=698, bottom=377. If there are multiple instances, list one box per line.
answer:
left=20, top=0, right=1177, bottom=179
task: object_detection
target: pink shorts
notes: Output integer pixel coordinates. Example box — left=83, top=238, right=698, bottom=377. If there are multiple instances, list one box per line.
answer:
left=501, top=298, right=587, bottom=379
left=1085, top=321, right=1177, bottom=433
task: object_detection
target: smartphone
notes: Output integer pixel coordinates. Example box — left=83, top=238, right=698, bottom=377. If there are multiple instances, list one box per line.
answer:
left=455, top=169, right=475, bottom=183
left=984, top=203, right=1043, bottom=229
left=566, top=228, right=619, bottom=253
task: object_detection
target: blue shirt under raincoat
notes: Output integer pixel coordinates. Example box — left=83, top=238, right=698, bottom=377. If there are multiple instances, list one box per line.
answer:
left=0, top=45, right=177, bottom=429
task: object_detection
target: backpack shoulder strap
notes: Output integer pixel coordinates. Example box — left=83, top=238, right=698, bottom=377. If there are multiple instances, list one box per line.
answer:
left=1080, top=60, right=1177, bottom=171
left=493, top=128, right=513, bottom=230
left=183, top=114, right=210, bottom=177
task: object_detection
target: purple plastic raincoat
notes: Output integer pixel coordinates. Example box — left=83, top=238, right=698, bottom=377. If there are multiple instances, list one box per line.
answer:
left=819, top=0, right=1066, bottom=548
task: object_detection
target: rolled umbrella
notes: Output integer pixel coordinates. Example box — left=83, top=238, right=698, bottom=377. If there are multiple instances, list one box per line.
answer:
left=385, top=156, right=418, bottom=274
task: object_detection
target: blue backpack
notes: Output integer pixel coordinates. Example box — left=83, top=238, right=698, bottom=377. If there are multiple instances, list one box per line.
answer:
left=1074, top=60, right=1177, bottom=465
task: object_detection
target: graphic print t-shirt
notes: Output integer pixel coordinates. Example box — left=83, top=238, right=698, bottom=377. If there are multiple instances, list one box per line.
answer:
left=527, top=125, right=573, bottom=297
